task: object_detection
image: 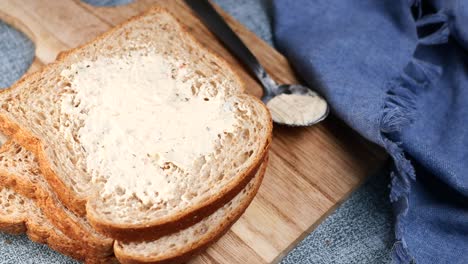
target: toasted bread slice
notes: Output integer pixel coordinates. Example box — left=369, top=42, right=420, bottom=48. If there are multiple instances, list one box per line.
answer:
left=0, top=7, right=271, bottom=241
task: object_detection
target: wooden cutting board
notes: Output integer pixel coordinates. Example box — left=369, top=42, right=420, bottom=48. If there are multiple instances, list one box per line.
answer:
left=0, top=0, right=387, bottom=263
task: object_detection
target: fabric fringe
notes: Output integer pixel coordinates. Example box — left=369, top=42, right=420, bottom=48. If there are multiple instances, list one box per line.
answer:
left=381, top=58, right=441, bottom=135
left=381, top=7, right=450, bottom=264
left=392, top=240, right=414, bottom=264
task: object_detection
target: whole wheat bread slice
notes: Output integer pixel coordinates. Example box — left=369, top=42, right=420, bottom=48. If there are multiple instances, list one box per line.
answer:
left=0, top=135, right=267, bottom=263
left=0, top=7, right=271, bottom=241
left=0, top=185, right=117, bottom=264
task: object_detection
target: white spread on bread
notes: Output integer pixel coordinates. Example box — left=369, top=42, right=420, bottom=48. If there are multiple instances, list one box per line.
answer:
left=266, top=92, right=327, bottom=126
left=59, top=52, right=237, bottom=204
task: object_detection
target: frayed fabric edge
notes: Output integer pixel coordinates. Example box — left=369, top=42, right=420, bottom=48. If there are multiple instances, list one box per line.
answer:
left=380, top=8, right=449, bottom=263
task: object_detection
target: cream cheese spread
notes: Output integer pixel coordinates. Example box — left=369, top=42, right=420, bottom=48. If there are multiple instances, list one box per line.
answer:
left=60, top=51, right=237, bottom=204
left=266, top=92, right=327, bottom=126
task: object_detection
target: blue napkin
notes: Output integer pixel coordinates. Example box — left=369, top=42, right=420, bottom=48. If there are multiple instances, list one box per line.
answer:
left=273, top=0, right=468, bottom=263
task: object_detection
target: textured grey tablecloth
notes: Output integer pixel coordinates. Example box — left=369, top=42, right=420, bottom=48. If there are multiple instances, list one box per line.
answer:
left=0, top=1, right=393, bottom=263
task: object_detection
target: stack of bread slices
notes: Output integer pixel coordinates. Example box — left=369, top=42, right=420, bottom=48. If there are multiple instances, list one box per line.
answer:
left=0, top=7, right=272, bottom=264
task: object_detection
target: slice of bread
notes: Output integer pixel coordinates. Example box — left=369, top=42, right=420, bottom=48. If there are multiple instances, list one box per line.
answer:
left=0, top=186, right=114, bottom=263
left=0, top=135, right=267, bottom=263
left=0, top=7, right=271, bottom=241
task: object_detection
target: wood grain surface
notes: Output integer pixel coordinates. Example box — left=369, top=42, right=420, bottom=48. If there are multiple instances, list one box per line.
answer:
left=0, top=0, right=387, bottom=263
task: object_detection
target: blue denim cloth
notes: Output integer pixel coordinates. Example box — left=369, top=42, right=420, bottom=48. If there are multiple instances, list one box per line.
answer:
left=273, top=0, right=468, bottom=263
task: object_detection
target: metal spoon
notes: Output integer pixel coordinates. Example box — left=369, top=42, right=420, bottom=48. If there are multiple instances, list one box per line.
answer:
left=185, top=0, right=329, bottom=126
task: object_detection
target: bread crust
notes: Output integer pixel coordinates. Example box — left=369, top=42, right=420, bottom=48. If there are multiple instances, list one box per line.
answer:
left=21, top=221, right=89, bottom=262
left=114, top=156, right=268, bottom=264
left=0, top=191, right=110, bottom=263
left=0, top=114, right=88, bottom=217
left=0, top=219, right=26, bottom=235
left=0, top=141, right=114, bottom=257
left=0, top=6, right=272, bottom=242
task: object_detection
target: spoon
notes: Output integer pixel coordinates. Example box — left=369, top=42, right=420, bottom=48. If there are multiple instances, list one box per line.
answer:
left=185, top=0, right=329, bottom=126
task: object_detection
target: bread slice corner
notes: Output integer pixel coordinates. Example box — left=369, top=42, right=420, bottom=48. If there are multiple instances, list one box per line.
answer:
left=0, top=186, right=116, bottom=263
left=0, top=140, right=114, bottom=257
